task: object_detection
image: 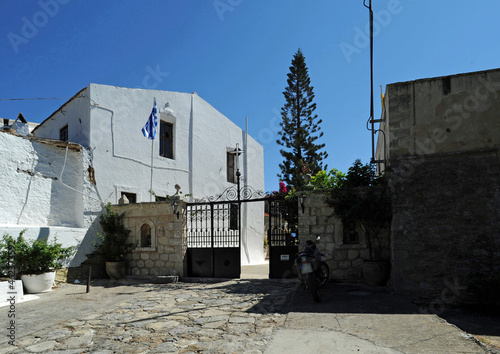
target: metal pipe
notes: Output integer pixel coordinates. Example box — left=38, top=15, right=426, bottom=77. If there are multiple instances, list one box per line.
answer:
left=86, top=266, right=91, bottom=293
left=369, top=0, right=375, bottom=163
left=210, top=203, right=215, bottom=277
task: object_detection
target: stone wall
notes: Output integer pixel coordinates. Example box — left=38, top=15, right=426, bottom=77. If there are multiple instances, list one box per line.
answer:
left=299, top=191, right=371, bottom=282
left=381, top=68, right=500, bottom=304
left=114, top=201, right=187, bottom=277
left=384, top=68, right=500, bottom=160
left=390, top=149, right=500, bottom=303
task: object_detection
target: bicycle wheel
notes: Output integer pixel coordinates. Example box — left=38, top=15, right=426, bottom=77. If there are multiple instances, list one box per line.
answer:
left=306, top=273, right=321, bottom=302
left=319, top=262, right=330, bottom=287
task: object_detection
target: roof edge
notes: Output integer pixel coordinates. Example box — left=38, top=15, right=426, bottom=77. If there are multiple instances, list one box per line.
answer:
left=32, top=86, right=88, bottom=133
left=1, top=129, right=82, bottom=151
left=387, top=67, right=500, bottom=88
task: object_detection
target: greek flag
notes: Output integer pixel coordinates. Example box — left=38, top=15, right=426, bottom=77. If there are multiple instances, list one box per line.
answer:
left=142, top=100, right=158, bottom=139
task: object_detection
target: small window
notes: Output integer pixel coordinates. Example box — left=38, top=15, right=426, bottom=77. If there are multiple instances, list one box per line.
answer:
left=343, top=221, right=360, bottom=244
left=140, top=224, right=152, bottom=248
left=60, top=125, right=68, bottom=142
left=121, top=192, right=137, bottom=204
left=227, top=151, right=236, bottom=183
left=159, top=121, right=173, bottom=159
left=138, top=220, right=155, bottom=250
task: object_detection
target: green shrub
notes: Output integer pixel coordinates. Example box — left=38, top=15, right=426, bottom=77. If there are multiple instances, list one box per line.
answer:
left=93, top=203, right=135, bottom=262
left=326, top=159, right=392, bottom=261
left=310, top=168, right=346, bottom=190
left=0, top=230, right=76, bottom=276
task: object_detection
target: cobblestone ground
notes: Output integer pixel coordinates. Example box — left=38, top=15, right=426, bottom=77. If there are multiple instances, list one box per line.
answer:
left=4, top=279, right=298, bottom=354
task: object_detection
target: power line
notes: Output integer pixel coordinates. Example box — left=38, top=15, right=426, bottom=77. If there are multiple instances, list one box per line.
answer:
left=0, top=97, right=71, bottom=101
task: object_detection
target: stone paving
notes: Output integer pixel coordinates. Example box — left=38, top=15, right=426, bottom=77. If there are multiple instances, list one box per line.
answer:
left=2, top=279, right=297, bottom=354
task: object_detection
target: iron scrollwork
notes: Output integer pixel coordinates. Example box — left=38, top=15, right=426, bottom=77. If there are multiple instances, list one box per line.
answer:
left=192, top=184, right=266, bottom=204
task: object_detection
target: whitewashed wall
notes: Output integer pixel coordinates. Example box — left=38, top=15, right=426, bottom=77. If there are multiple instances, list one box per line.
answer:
left=0, top=131, right=92, bottom=266
left=32, top=84, right=265, bottom=265
left=32, top=87, right=91, bottom=146
left=0, top=132, right=84, bottom=227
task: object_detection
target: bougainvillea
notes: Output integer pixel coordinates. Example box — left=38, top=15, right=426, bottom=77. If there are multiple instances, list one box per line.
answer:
left=279, top=181, right=288, bottom=194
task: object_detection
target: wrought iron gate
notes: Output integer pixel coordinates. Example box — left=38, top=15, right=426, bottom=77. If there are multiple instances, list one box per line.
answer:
left=186, top=173, right=270, bottom=278
left=268, top=196, right=299, bottom=279
left=186, top=201, right=241, bottom=278
left=186, top=186, right=298, bottom=279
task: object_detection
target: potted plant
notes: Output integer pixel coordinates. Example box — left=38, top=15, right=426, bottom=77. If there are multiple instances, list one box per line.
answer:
left=0, top=230, right=76, bottom=293
left=327, top=159, right=392, bottom=286
left=94, top=203, right=135, bottom=279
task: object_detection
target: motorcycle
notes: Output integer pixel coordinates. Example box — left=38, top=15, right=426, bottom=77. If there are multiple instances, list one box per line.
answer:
left=291, top=234, right=330, bottom=302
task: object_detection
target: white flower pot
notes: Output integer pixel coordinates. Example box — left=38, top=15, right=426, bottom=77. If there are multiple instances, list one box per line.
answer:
left=21, top=271, right=56, bottom=294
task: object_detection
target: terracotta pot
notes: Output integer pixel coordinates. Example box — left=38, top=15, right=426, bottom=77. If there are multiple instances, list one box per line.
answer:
left=362, top=261, right=390, bottom=286
left=21, top=271, right=56, bottom=293
left=105, top=261, right=126, bottom=280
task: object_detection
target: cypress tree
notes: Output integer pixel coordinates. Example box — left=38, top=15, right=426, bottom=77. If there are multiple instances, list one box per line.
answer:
left=277, top=49, right=328, bottom=189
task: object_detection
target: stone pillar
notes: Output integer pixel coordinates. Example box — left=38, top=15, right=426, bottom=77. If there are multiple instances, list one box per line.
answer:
left=115, top=185, right=188, bottom=278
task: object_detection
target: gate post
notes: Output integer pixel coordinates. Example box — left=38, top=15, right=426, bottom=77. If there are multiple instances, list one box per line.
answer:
left=171, top=186, right=188, bottom=278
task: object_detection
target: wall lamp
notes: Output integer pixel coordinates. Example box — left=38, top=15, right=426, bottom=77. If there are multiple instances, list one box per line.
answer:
left=299, top=194, right=305, bottom=213
left=172, top=200, right=179, bottom=219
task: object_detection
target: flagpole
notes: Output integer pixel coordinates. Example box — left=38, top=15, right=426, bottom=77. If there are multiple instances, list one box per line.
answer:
left=150, top=97, right=156, bottom=202
left=142, top=97, right=158, bottom=202
left=150, top=137, right=154, bottom=202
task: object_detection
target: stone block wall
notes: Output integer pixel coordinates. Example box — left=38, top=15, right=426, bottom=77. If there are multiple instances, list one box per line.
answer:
left=390, top=149, right=500, bottom=303
left=299, top=191, right=371, bottom=282
left=114, top=201, right=187, bottom=277
left=381, top=68, right=500, bottom=305
left=384, top=68, right=500, bottom=160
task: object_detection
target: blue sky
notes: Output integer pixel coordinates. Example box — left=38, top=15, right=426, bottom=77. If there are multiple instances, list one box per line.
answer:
left=1, top=0, right=499, bottom=192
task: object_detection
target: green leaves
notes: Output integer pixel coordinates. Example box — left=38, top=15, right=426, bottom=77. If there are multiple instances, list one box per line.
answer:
left=0, top=231, right=76, bottom=275
left=94, top=203, right=135, bottom=262
left=310, top=169, right=346, bottom=190
left=326, top=160, right=392, bottom=261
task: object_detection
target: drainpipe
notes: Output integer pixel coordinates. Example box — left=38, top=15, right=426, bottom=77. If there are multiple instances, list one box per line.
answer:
left=189, top=93, right=195, bottom=197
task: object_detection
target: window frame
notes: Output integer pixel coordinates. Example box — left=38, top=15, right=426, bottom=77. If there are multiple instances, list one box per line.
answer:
left=159, top=120, right=174, bottom=159
left=342, top=221, right=360, bottom=245
left=140, top=223, right=152, bottom=248
left=137, top=219, right=156, bottom=251
left=60, top=124, right=68, bottom=142
left=227, top=151, right=236, bottom=184
left=120, top=192, right=137, bottom=204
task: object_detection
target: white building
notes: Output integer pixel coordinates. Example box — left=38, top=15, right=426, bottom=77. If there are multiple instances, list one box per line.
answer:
left=1, top=84, right=265, bottom=267
left=2, top=113, right=39, bottom=135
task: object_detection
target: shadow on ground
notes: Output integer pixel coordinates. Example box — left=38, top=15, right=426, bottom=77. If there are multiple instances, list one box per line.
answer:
left=289, top=282, right=418, bottom=314
left=288, top=281, right=500, bottom=351
left=439, top=308, right=500, bottom=341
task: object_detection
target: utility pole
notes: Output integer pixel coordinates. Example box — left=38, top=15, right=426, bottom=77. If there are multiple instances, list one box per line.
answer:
left=365, top=0, right=384, bottom=166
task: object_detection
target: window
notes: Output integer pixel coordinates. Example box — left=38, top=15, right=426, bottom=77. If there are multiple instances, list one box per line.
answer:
left=227, top=151, right=236, bottom=183
left=159, top=121, right=173, bottom=159
left=343, top=222, right=360, bottom=244
left=140, top=224, right=152, bottom=248
left=121, top=192, right=136, bottom=204
left=138, top=220, right=156, bottom=250
left=60, top=125, right=68, bottom=142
